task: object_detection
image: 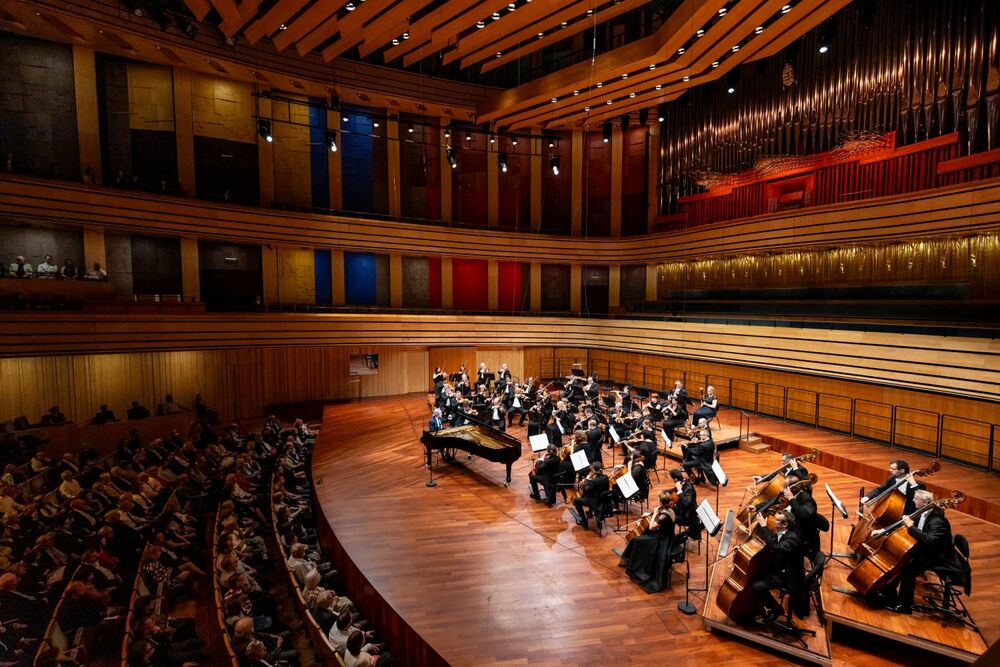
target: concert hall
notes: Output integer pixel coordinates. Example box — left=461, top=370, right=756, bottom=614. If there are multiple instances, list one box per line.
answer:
left=1, top=0, right=998, bottom=665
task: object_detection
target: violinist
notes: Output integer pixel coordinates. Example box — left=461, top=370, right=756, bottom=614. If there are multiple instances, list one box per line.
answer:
left=585, top=419, right=604, bottom=464
left=557, top=436, right=586, bottom=499
left=572, top=462, right=609, bottom=531
left=753, top=452, right=807, bottom=485
left=489, top=396, right=507, bottom=433
left=584, top=376, right=600, bottom=400
left=529, top=445, right=560, bottom=506
left=476, top=362, right=490, bottom=389
left=456, top=373, right=472, bottom=398
left=691, top=386, right=719, bottom=428
left=661, top=395, right=687, bottom=441
left=784, top=469, right=823, bottom=560
left=669, top=469, right=700, bottom=541
left=619, top=384, right=636, bottom=413
left=432, top=367, right=447, bottom=398
left=629, top=453, right=649, bottom=500
left=564, top=376, right=583, bottom=402
left=751, top=510, right=808, bottom=622
left=862, top=460, right=924, bottom=515
left=497, top=363, right=512, bottom=383
left=682, top=425, right=718, bottom=486
left=875, top=489, right=953, bottom=615
left=545, top=414, right=563, bottom=447
left=619, top=489, right=677, bottom=593
left=506, top=385, right=527, bottom=427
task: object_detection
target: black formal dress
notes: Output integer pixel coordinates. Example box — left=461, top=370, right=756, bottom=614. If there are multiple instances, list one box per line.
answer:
left=621, top=510, right=676, bottom=593
left=673, top=480, right=700, bottom=541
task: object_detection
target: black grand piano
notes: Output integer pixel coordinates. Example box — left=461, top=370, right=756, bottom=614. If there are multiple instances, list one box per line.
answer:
left=420, top=410, right=522, bottom=486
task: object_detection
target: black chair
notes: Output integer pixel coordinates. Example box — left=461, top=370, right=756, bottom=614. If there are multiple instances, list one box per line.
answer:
left=912, top=534, right=977, bottom=631
left=594, top=489, right=616, bottom=534
left=773, top=552, right=826, bottom=648
left=664, top=533, right=690, bottom=588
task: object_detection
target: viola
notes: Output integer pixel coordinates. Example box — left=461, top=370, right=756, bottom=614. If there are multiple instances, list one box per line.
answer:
left=847, top=459, right=941, bottom=553
left=847, top=491, right=964, bottom=597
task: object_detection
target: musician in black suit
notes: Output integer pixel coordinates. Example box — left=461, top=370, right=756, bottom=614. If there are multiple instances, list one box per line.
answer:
left=584, top=376, right=599, bottom=400
left=545, top=414, right=563, bottom=446
left=668, top=380, right=688, bottom=407
left=661, top=395, right=687, bottom=441
left=862, top=459, right=924, bottom=515
left=750, top=510, right=808, bottom=621
left=682, top=429, right=718, bottom=486
left=878, top=489, right=954, bottom=614
left=476, top=362, right=490, bottom=388
left=497, top=363, right=512, bottom=382
left=505, top=385, right=527, bottom=427
left=784, top=469, right=824, bottom=560
left=670, top=469, right=700, bottom=541
left=428, top=409, right=445, bottom=432
left=573, top=462, right=609, bottom=531
left=529, top=445, right=560, bottom=506
left=585, top=420, right=604, bottom=464
left=619, top=385, right=635, bottom=413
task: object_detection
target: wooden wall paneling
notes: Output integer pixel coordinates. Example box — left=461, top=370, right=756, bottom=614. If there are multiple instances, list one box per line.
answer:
left=72, top=45, right=101, bottom=179
left=405, top=350, right=429, bottom=394
left=172, top=67, right=196, bottom=196
left=82, top=228, right=107, bottom=271
left=610, top=126, right=623, bottom=237
left=277, top=245, right=316, bottom=304
left=893, top=406, right=940, bottom=454
left=786, top=387, right=819, bottom=425
left=854, top=399, right=893, bottom=443
left=818, top=393, right=853, bottom=433
left=940, top=415, right=992, bottom=468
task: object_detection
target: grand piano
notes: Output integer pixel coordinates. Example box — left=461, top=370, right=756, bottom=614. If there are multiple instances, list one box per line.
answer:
left=421, top=410, right=522, bottom=486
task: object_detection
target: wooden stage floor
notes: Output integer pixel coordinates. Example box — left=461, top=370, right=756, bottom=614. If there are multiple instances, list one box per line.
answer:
left=311, top=395, right=999, bottom=667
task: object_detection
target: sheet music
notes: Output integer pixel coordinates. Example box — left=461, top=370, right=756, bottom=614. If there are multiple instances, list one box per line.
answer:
left=616, top=472, right=639, bottom=499
left=825, top=482, right=849, bottom=519
left=570, top=449, right=590, bottom=472
left=609, top=426, right=621, bottom=443
left=696, top=499, right=722, bottom=536
left=660, top=428, right=672, bottom=449
left=711, top=460, right=728, bottom=487
left=529, top=433, right=550, bottom=453
left=492, top=408, right=499, bottom=421
left=557, top=419, right=566, bottom=435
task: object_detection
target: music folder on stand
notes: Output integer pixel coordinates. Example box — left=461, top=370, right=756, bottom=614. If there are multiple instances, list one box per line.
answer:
left=824, top=483, right=855, bottom=566
left=678, top=502, right=726, bottom=615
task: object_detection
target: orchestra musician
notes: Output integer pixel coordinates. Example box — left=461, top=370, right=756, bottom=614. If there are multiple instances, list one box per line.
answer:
left=873, top=489, right=954, bottom=615
left=476, top=362, right=490, bottom=389
left=861, top=460, right=925, bottom=515
left=456, top=373, right=472, bottom=398
left=669, top=469, right=700, bottom=541
left=661, top=395, right=688, bottom=441
left=545, top=414, right=563, bottom=446
left=750, top=510, right=808, bottom=622
left=783, top=468, right=825, bottom=560
left=564, top=375, right=583, bottom=402
left=645, top=393, right=665, bottom=422
left=691, top=386, right=719, bottom=428
left=584, top=376, right=600, bottom=400
left=506, top=385, right=528, bottom=427
left=572, top=462, right=610, bottom=531
left=753, top=452, right=807, bottom=485
left=681, top=424, right=718, bottom=486
left=585, top=419, right=604, bottom=464
left=497, top=363, right=512, bottom=383
left=432, top=367, right=447, bottom=398
left=557, top=435, right=587, bottom=498
left=428, top=408, right=445, bottom=433
left=668, top=380, right=688, bottom=407
left=619, top=489, right=677, bottom=593
left=529, top=445, right=561, bottom=507
left=619, top=384, right=636, bottom=413
left=489, top=396, right=507, bottom=433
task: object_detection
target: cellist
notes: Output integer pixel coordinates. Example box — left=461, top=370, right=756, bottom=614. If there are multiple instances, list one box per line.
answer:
left=873, top=489, right=953, bottom=615
left=750, top=510, right=808, bottom=622
left=862, top=460, right=924, bottom=515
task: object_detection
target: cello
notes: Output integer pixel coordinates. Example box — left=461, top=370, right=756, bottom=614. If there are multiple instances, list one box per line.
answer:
left=847, top=459, right=941, bottom=553
left=625, top=490, right=678, bottom=542
left=736, top=450, right=818, bottom=525
left=716, top=495, right=792, bottom=623
left=847, top=491, right=964, bottom=597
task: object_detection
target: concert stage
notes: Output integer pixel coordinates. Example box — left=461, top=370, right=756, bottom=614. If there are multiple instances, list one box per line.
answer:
left=311, top=395, right=998, bottom=666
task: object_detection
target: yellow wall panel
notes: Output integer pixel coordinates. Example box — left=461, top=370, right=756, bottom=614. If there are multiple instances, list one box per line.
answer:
left=277, top=246, right=316, bottom=304
left=190, top=74, right=256, bottom=143
left=270, top=97, right=312, bottom=209
left=126, top=62, right=175, bottom=131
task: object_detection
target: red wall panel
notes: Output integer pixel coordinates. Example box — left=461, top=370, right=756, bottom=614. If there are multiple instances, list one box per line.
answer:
left=451, top=258, right=488, bottom=310
left=497, top=261, right=525, bottom=312
left=428, top=256, right=442, bottom=309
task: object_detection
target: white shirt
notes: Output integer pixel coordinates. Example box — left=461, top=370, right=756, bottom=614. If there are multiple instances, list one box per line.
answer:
left=917, top=513, right=928, bottom=531
left=37, top=261, right=59, bottom=277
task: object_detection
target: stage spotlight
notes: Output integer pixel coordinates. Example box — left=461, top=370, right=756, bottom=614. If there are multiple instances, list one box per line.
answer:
left=550, top=156, right=560, bottom=175
left=510, top=135, right=518, bottom=146
left=446, top=146, right=457, bottom=169
left=498, top=152, right=508, bottom=173
left=601, top=122, right=612, bottom=143
left=257, top=120, right=272, bottom=143
left=326, top=130, right=337, bottom=152
left=638, top=108, right=649, bottom=126
left=619, top=114, right=630, bottom=132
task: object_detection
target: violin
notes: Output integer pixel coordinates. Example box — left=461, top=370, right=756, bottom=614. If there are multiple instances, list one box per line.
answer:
left=848, top=459, right=941, bottom=553
left=847, top=491, right=964, bottom=597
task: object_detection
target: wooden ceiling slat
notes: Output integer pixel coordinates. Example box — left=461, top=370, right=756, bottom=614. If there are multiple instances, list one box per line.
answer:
left=500, top=0, right=783, bottom=128
left=337, top=0, right=394, bottom=33
left=243, top=0, right=311, bottom=43
left=391, top=0, right=512, bottom=66
left=357, top=0, right=430, bottom=57
left=273, top=0, right=341, bottom=50
left=441, top=0, right=575, bottom=66
left=208, top=0, right=242, bottom=31
left=382, top=0, right=480, bottom=60
left=220, top=0, right=260, bottom=36
left=476, top=0, right=721, bottom=122
left=181, top=0, right=213, bottom=21
left=396, top=38, right=443, bottom=67
left=550, top=0, right=852, bottom=128
left=321, top=32, right=364, bottom=61
left=295, top=13, right=342, bottom=54
left=477, top=0, right=656, bottom=75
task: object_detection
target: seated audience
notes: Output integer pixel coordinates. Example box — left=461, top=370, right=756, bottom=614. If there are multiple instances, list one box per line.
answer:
left=127, top=400, right=152, bottom=420
left=8, top=255, right=32, bottom=278
left=85, top=261, right=108, bottom=281
left=36, top=255, right=59, bottom=279
left=92, top=404, right=119, bottom=424
left=60, top=258, right=78, bottom=279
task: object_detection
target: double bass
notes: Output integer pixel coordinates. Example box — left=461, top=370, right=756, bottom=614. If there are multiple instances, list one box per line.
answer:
left=737, top=449, right=818, bottom=525
left=847, top=459, right=941, bottom=553
left=847, top=491, right=964, bottom=596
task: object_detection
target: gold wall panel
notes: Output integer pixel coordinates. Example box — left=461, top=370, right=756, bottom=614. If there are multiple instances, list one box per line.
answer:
left=190, top=74, right=256, bottom=143
left=126, top=62, right=175, bottom=131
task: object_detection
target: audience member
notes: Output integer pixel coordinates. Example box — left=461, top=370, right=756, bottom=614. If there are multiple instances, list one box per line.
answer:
left=85, top=261, right=108, bottom=281
left=8, top=255, right=33, bottom=278
left=92, top=404, right=119, bottom=424
left=60, top=258, right=78, bottom=279
left=36, top=255, right=59, bottom=278
left=128, top=400, right=152, bottom=420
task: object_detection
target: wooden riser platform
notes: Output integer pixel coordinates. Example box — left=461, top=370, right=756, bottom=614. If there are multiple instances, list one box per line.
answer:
left=703, top=561, right=833, bottom=666
left=822, top=524, right=989, bottom=663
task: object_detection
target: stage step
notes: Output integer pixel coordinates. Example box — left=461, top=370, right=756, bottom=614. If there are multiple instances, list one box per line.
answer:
left=739, top=435, right=769, bottom=454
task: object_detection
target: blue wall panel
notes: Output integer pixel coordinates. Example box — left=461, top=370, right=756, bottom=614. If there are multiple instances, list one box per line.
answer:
left=309, top=98, right=329, bottom=210
left=314, top=249, right=332, bottom=305
left=344, top=252, right=377, bottom=305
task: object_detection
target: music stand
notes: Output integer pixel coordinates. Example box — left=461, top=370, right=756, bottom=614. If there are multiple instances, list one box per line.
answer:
left=448, top=372, right=463, bottom=383
left=824, top=483, right=854, bottom=566
left=678, top=500, right=724, bottom=615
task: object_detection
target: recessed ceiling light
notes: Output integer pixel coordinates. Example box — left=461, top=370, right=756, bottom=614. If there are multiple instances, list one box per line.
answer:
left=677, top=48, right=685, bottom=55
left=732, top=44, right=739, bottom=52
left=279, top=23, right=287, bottom=30
left=596, top=82, right=603, bottom=88
left=476, top=20, right=485, bottom=28
left=781, top=4, right=791, bottom=13
left=561, top=21, right=568, bottom=27
left=649, top=64, right=656, bottom=70
left=621, top=73, right=628, bottom=79
left=346, top=2, right=355, bottom=10
left=537, top=32, right=544, bottom=38
left=629, top=92, right=636, bottom=98
left=711, top=61, right=719, bottom=68
left=391, top=38, right=399, bottom=45
left=818, top=45, right=829, bottom=54
left=573, top=90, right=580, bottom=95
left=495, top=51, right=502, bottom=57
left=551, top=97, right=557, bottom=103
left=606, top=99, right=613, bottom=105
left=507, top=3, right=515, bottom=9
left=403, top=32, right=409, bottom=39
left=584, top=106, right=590, bottom=111
left=718, top=7, right=727, bottom=16
left=655, top=84, right=662, bottom=90
left=373, top=120, right=380, bottom=127
left=492, top=12, right=500, bottom=20
left=755, top=26, right=764, bottom=34
left=586, top=9, right=593, bottom=15
left=696, top=29, right=704, bottom=37
left=682, top=75, right=690, bottom=82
